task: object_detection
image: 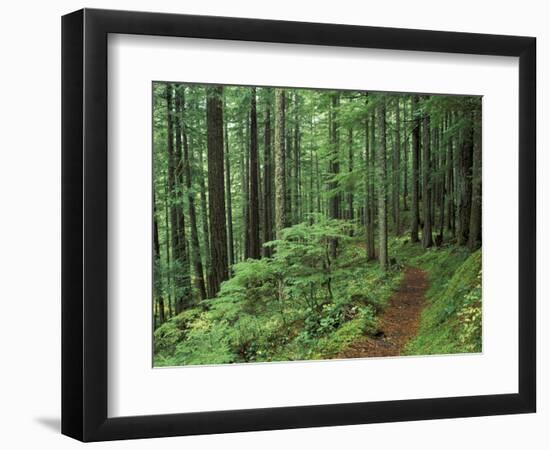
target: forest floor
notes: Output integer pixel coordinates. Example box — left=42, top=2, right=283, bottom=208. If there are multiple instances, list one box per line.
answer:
left=336, top=266, right=429, bottom=359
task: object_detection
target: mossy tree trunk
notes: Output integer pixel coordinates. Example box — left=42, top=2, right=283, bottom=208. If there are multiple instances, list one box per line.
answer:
left=206, top=86, right=229, bottom=296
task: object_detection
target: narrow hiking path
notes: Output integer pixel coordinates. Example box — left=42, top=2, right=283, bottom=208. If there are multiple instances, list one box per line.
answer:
left=337, top=267, right=429, bottom=359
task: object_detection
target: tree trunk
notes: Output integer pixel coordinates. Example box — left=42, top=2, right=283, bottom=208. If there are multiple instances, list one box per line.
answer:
left=446, top=112, right=455, bottom=236
left=376, top=98, right=388, bottom=269
left=180, top=88, right=207, bottom=300
left=369, top=111, right=377, bottom=260
left=163, top=176, right=173, bottom=318
left=308, top=116, right=315, bottom=217
left=315, top=148, right=321, bottom=214
left=243, top=115, right=250, bottom=259
left=197, top=141, right=212, bottom=298
left=166, top=84, right=179, bottom=298
left=285, top=93, right=293, bottom=225
left=274, top=88, right=287, bottom=238
left=238, top=124, right=246, bottom=261
left=206, top=86, right=229, bottom=296
left=175, top=93, right=192, bottom=312
left=468, top=107, right=482, bottom=250
left=393, top=97, right=401, bottom=235
left=365, top=106, right=376, bottom=261
left=403, top=98, right=409, bottom=211
left=224, top=110, right=235, bottom=268
left=262, top=100, right=273, bottom=257
left=294, top=94, right=301, bottom=224
left=438, top=123, right=446, bottom=245
left=421, top=100, right=433, bottom=248
left=348, top=126, right=354, bottom=233
left=434, top=125, right=439, bottom=227
left=329, top=93, right=340, bottom=259
left=248, top=88, right=261, bottom=259
left=153, top=194, right=165, bottom=325
left=167, top=84, right=192, bottom=313
left=457, top=110, right=474, bottom=246
left=411, top=95, right=420, bottom=243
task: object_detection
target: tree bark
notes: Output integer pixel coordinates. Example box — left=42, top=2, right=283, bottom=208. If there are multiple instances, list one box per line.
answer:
left=446, top=112, right=455, bottom=236
left=167, top=84, right=192, bottom=313
left=393, top=97, right=401, bottom=235
left=153, top=193, right=165, bottom=324
left=285, top=94, right=293, bottom=224
left=437, top=123, right=446, bottom=244
left=198, top=145, right=211, bottom=298
left=365, top=106, right=376, bottom=261
left=329, top=93, right=341, bottom=259
left=347, top=126, right=354, bottom=232
left=206, top=86, right=229, bottom=296
left=274, top=88, right=287, bottom=238
left=457, top=110, right=474, bottom=246
left=434, top=125, right=439, bottom=227
left=163, top=175, right=173, bottom=318
left=376, top=98, right=388, bottom=269
left=262, top=99, right=273, bottom=257
left=403, top=99, right=409, bottom=211
left=248, top=88, right=261, bottom=259
left=294, top=92, right=301, bottom=224
left=166, top=83, right=179, bottom=289
left=174, top=88, right=189, bottom=265
left=308, top=116, right=314, bottom=217
left=468, top=107, right=482, bottom=250
left=243, top=115, right=250, bottom=259
left=224, top=110, right=235, bottom=268
left=238, top=124, right=246, bottom=261
left=180, top=87, right=207, bottom=300
left=369, top=111, right=377, bottom=259
left=315, top=148, right=321, bottom=214
left=421, top=100, right=433, bottom=248
left=411, top=96, right=420, bottom=243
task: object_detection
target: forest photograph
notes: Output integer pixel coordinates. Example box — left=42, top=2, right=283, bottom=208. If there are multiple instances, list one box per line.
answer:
left=152, top=82, right=482, bottom=367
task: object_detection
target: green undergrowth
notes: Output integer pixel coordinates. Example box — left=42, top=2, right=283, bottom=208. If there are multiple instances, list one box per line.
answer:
left=154, top=219, right=403, bottom=367
left=154, top=224, right=482, bottom=367
left=403, top=244, right=482, bottom=355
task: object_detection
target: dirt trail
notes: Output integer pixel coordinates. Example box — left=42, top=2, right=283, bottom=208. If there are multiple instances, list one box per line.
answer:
left=337, top=267, right=429, bottom=359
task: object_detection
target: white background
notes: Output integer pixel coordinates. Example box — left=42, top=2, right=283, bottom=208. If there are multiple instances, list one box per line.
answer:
left=0, top=0, right=546, bottom=449
left=109, top=35, right=518, bottom=417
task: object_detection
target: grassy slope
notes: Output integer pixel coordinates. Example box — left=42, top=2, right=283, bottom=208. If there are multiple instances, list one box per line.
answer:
left=401, top=243, right=482, bottom=355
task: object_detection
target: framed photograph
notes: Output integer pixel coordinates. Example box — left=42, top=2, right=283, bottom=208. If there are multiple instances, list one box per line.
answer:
left=62, top=8, right=536, bottom=442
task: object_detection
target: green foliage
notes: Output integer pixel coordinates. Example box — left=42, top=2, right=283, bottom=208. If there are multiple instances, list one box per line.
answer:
left=456, top=270, right=482, bottom=352
left=154, top=220, right=403, bottom=366
left=153, top=307, right=202, bottom=357
left=154, top=233, right=483, bottom=365
left=319, top=304, right=378, bottom=355
left=404, top=248, right=482, bottom=355
left=152, top=81, right=483, bottom=366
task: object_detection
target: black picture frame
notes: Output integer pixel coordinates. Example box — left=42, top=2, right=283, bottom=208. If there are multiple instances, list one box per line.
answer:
left=62, top=8, right=536, bottom=442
